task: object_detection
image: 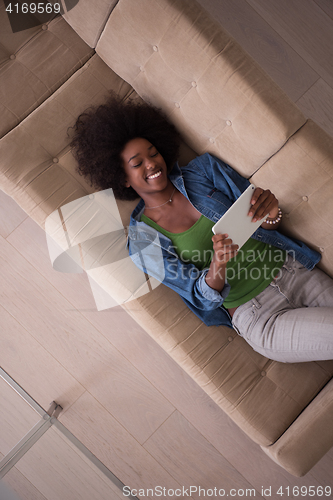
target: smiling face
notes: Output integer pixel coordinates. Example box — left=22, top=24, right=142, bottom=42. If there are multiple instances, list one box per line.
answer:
left=121, top=137, right=168, bottom=198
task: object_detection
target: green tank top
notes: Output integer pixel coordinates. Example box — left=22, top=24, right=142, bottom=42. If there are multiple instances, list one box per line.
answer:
left=141, top=213, right=286, bottom=308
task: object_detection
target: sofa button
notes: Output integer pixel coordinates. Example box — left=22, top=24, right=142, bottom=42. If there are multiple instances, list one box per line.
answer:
left=284, top=213, right=290, bottom=219
left=89, top=194, right=95, bottom=200
left=140, top=66, right=144, bottom=72
left=228, top=336, right=233, bottom=342
left=10, top=54, right=16, bottom=60
left=261, top=371, right=266, bottom=377
left=153, top=45, right=158, bottom=52
left=191, top=81, right=197, bottom=87
left=52, top=157, right=59, bottom=163
left=175, top=102, right=180, bottom=108
left=42, top=24, right=48, bottom=30
left=226, top=120, right=232, bottom=126
left=209, top=138, right=215, bottom=143
left=302, top=196, right=308, bottom=202
left=320, top=247, right=324, bottom=253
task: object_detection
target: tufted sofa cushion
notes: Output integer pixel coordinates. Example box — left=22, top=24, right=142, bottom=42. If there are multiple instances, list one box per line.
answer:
left=0, top=0, right=93, bottom=138
left=96, top=0, right=306, bottom=178
left=251, top=120, right=333, bottom=277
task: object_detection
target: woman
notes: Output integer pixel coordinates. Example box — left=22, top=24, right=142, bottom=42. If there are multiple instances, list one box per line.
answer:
left=70, top=94, right=333, bottom=363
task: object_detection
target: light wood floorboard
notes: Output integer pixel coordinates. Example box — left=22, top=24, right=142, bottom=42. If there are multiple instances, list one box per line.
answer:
left=247, top=0, right=333, bottom=88
left=143, top=411, right=264, bottom=499
left=9, top=426, right=125, bottom=500
left=0, top=227, right=175, bottom=445
left=198, top=0, right=333, bottom=138
left=297, top=78, right=333, bottom=138
left=0, top=455, right=47, bottom=500
left=59, top=391, right=194, bottom=496
left=0, top=376, right=41, bottom=455
left=314, top=0, right=333, bottom=19
left=0, top=302, right=86, bottom=411
left=197, top=0, right=319, bottom=102
left=0, top=190, right=27, bottom=239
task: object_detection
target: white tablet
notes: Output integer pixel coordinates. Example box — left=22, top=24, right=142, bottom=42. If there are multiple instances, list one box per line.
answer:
left=212, top=184, right=268, bottom=249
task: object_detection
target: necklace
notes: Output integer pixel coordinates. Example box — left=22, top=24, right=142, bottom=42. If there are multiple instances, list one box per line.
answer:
left=145, top=187, right=176, bottom=210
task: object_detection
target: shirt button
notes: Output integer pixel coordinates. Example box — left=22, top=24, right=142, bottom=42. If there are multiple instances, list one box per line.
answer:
left=302, top=196, right=308, bottom=202
left=153, top=45, right=158, bottom=51
left=226, top=120, right=232, bottom=126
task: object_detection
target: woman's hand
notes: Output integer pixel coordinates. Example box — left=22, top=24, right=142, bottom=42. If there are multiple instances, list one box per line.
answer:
left=205, top=234, right=238, bottom=292
left=248, top=187, right=280, bottom=228
left=211, top=233, right=239, bottom=266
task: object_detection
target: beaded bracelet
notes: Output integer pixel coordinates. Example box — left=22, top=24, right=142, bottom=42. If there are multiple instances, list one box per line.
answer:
left=265, top=207, right=282, bottom=225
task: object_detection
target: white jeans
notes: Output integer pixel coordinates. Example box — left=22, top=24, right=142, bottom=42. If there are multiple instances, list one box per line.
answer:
left=232, top=254, right=333, bottom=362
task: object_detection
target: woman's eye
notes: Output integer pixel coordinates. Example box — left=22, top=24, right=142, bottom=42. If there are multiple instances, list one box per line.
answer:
left=133, top=162, right=142, bottom=168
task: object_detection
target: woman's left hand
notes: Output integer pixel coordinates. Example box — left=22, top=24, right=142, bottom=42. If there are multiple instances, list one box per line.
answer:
left=248, top=187, right=279, bottom=224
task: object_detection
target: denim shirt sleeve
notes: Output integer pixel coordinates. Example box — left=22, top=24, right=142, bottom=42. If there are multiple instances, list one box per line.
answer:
left=128, top=224, right=231, bottom=311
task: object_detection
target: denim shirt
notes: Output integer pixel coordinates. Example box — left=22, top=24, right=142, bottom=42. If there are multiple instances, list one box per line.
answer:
left=128, top=153, right=321, bottom=328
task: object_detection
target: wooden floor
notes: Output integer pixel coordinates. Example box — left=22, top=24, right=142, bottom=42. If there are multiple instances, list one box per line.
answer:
left=1, top=1, right=333, bottom=499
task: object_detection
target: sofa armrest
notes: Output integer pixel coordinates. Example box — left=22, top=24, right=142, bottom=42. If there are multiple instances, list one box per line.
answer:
left=261, top=378, right=333, bottom=476
left=62, top=0, right=119, bottom=48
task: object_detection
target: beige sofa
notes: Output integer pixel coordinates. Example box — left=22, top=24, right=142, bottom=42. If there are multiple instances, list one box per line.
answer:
left=1, top=0, right=333, bottom=477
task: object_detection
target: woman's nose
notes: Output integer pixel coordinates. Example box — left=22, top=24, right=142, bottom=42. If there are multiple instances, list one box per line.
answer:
left=146, top=158, right=155, bottom=169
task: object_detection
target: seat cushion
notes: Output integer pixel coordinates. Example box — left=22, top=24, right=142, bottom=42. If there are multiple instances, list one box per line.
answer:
left=0, top=54, right=133, bottom=224
left=0, top=2, right=93, bottom=138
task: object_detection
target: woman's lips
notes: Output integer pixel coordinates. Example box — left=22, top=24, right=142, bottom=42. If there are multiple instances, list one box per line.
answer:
left=147, top=169, right=162, bottom=180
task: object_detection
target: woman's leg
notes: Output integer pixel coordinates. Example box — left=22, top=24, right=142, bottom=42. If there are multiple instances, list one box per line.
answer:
left=232, top=255, right=333, bottom=363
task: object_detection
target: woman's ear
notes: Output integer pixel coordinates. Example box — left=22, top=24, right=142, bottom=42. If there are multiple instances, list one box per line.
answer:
left=125, top=178, right=131, bottom=188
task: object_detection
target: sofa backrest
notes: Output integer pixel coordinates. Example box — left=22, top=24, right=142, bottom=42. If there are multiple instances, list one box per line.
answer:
left=95, top=0, right=306, bottom=178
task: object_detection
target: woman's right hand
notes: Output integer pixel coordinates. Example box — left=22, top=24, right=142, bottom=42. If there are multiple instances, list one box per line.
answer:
left=211, top=234, right=239, bottom=267
left=205, top=234, right=238, bottom=292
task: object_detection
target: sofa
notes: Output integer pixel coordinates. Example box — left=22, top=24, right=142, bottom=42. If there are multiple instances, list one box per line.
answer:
left=1, top=0, right=333, bottom=477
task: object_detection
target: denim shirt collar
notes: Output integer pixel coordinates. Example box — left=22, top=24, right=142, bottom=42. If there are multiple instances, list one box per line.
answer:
left=128, top=162, right=190, bottom=253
